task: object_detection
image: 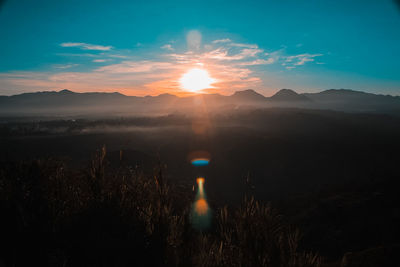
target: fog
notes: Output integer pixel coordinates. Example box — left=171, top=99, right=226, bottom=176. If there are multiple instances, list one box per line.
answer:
left=2, top=107, right=400, bottom=203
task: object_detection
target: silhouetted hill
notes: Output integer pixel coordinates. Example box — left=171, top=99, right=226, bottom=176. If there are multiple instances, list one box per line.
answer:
left=0, top=90, right=141, bottom=115
left=0, top=90, right=130, bottom=107
left=153, top=93, right=177, bottom=99
left=303, top=89, right=400, bottom=113
left=303, top=89, right=396, bottom=102
left=230, top=89, right=266, bottom=102
left=1, top=88, right=400, bottom=116
left=270, top=89, right=310, bottom=102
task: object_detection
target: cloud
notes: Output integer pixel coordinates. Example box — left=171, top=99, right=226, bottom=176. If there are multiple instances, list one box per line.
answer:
left=53, top=64, right=79, bottom=69
left=229, top=42, right=259, bottom=49
left=238, top=58, right=275, bottom=66
left=56, top=53, right=98, bottom=58
left=284, top=53, right=323, bottom=68
left=202, top=48, right=254, bottom=61
left=108, top=54, right=128, bottom=59
left=95, top=61, right=175, bottom=74
left=92, top=59, right=111, bottom=63
left=239, top=48, right=263, bottom=58
left=161, top=44, right=174, bottom=51
left=212, top=38, right=231, bottom=44
left=60, top=42, right=113, bottom=51
left=194, top=44, right=263, bottom=62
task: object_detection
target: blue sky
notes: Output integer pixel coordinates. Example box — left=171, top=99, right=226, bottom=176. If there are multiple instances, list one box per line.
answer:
left=0, top=0, right=399, bottom=96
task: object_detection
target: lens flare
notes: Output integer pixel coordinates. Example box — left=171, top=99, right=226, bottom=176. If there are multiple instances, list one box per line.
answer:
left=197, top=177, right=205, bottom=195
left=192, top=118, right=210, bottom=135
left=191, top=158, right=209, bottom=166
left=188, top=151, right=211, bottom=166
left=197, top=177, right=205, bottom=185
left=195, top=198, right=208, bottom=215
left=191, top=177, right=211, bottom=230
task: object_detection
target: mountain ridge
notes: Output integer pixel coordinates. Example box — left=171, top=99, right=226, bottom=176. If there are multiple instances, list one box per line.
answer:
left=3, top=88, right=399, bottom=99
left=1, top=88, right=400, bottom=116
left=270, top=89, right=311, bottom=102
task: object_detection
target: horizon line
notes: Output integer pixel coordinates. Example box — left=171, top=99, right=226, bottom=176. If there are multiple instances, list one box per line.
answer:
left=2, top=88, right=399, bottom=98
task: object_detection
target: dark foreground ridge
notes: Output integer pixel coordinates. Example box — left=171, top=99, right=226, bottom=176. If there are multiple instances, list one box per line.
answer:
left=0, top=148, right=322, bottom=267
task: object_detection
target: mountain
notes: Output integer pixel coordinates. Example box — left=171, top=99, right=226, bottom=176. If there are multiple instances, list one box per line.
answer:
left=1, top=88, right=400, bottom=116
left=304, top=89, right=397, bottom=102
left=303, top=89, right=400, bottom=112
left=0, top=89, right=130, bottom=107
left=230, top=89, right=266, bottom=102
left=269, top=89, right=310, bottom=102
left=0, top=90, right=139, bottom=116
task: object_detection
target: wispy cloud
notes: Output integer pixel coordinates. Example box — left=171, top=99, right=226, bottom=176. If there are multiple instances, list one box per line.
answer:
left=161, top=44, right=174, bottom=51
left=60, top=42, right=113, bottom=51
left=238, top=58, right=275, bottom=66
left=283, top=53, right=323, bottom=69
left=108, top=54, right=128, bottom=59
left=53, top=64, right=79, bottom=69
left=95, top=61, right=175, bottom=73
left=212, top=38, right=231, bottom=44
left=92, top=59, right=111, bottom=63
left=56, top=53, right=99, bottom=58
left=229, top=42, right=259, bottom=49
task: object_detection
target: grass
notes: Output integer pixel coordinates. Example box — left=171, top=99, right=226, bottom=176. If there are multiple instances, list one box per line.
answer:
left=0, top=146, right=321, bottom=267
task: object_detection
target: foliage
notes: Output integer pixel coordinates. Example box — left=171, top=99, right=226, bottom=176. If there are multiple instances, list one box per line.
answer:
left=0, top=147, right=320, bottom=267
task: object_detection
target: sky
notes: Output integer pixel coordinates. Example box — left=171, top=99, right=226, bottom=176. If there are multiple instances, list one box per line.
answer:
left=0, top=0, right=399, bottom=96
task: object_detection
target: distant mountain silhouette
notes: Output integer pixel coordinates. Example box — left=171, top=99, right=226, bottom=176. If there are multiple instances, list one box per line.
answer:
left=303, top=89, right=400, bottom=112
left=1, top=88, right=400, bottom=116
left=304, top=89, right=397, bottom=102
left=59, top=89, right=75, bottom=94
left=270, top=89, right=310, bottom=102
left=0, top=90, right=130, bottom=109
left=231, top=89, right=266, bottom=102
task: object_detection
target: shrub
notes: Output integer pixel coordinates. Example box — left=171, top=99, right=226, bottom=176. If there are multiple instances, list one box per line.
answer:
left=0, top=147, right=320, bottom=267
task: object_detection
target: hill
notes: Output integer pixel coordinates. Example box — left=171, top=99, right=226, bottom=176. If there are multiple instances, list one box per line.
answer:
left=1, top=88, right=400, bottom=116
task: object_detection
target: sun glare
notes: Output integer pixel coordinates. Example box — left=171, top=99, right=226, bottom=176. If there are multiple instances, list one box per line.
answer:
left=179, top=68, right=215, bottom=92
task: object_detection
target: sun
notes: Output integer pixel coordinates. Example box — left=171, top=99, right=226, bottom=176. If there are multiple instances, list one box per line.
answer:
left=179, top=68, right=216, bottom=92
